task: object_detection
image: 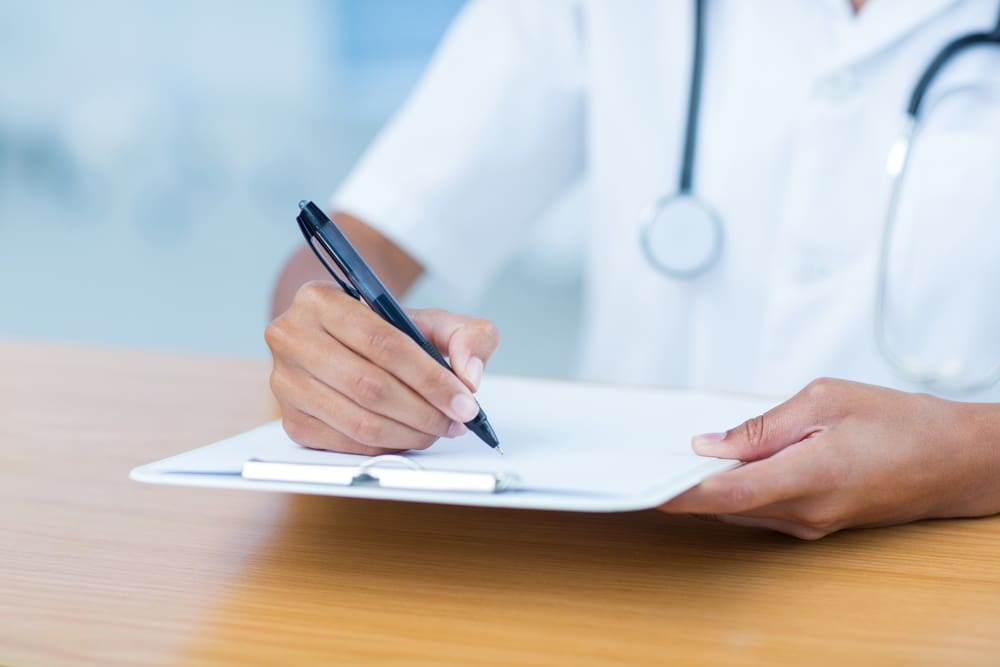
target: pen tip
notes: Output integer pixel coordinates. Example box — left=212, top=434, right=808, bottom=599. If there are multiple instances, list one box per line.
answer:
left=496, top=445, right=505, bottom=456
left=298, top=200, right=308, bottom=210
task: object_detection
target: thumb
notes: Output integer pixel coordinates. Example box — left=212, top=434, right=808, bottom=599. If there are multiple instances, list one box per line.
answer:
left=407, top=308, right=500, bottom=392
left=692, top=390, right=818, bottom=461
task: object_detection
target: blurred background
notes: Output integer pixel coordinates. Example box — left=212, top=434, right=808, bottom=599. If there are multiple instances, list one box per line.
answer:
left=0, top=0, right=584, bottom=377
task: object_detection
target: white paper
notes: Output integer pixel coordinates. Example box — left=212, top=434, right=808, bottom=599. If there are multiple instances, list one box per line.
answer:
left=131, top=376, right=778, bottom=512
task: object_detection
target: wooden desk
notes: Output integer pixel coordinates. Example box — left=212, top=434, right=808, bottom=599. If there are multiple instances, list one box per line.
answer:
left=2, top=342, right=998, bottom=666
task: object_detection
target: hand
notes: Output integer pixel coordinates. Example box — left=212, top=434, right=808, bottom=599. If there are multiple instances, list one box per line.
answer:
left=659, top=378, right=1000, bottom=539
left=265, top=281, right=500, bottom=455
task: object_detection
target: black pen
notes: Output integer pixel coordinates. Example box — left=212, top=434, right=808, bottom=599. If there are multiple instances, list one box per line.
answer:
left=295, top=201, right=502, bottom=453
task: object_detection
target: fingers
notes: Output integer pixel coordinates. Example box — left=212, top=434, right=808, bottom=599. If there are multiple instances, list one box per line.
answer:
left=284, top=326, right=455, bottom=439
left=274, top=368, right=443, bottom=453
left=279, top=405, right=398, bottom=456
left=691, top=378, right=841, bottom=461
left=409, top=309, right=500, bottom=391
left=326, top=300, right=482, bottom=423
left=659, top=442, right=826, bottom=516
left=660, top=439, right=850, bottom=538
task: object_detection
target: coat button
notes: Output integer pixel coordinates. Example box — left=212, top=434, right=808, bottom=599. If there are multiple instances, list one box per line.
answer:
left=790, top=250, right=835, bottom=282
left=814, top=68, right=858, bottom=104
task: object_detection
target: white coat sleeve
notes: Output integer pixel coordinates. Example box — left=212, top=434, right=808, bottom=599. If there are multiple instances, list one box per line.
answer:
left=330, top=0, right=586, bottom=304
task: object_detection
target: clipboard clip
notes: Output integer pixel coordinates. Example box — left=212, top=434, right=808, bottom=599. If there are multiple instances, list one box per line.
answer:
left=242, top=455, right=517, bottom=494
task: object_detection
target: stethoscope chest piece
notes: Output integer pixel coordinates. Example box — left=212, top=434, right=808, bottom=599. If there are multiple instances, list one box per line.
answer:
left=639, top=193, right=724, bottom=279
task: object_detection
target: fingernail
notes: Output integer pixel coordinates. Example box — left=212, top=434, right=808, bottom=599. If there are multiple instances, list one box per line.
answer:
left=450, top=393, right=479, bottom=422
left=465, top=356, right=484, bottom=390
left=692, top=432, right=727, bottom=456
left=446, top=421, right=467, bottom=438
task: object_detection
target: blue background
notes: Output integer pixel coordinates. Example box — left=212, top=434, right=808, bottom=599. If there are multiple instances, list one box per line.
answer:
left=0, top=0, right=584, bottom=376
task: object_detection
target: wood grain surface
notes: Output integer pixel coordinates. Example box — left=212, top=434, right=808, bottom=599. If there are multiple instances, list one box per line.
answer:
left=1, top=341, right=998, bottom=666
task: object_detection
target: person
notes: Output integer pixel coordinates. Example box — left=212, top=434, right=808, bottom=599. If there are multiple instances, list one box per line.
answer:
left=265, top=0, right=1000, bottom=539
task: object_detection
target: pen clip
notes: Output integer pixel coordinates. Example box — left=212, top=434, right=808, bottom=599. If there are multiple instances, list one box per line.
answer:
left=297, top=216, right=362, bottom=300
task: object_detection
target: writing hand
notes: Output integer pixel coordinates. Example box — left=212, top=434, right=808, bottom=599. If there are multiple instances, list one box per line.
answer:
left=266, top=281, right=499, bottom=454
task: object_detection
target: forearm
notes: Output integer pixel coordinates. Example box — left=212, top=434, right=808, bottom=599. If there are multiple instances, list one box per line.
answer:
left=270, top=211, right=423, bottom=318
left=942, top=399, right=1000, bottom=519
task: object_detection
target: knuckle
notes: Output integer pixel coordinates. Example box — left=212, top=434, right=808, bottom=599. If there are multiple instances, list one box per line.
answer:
left=264, top=317, right=291, bottom=352
left=282, top=415, right=310, bottom=446
left=741, top=414, right=767, bottom=452
left=354, top=445, right=397, bottom=457
left=795, top=504, right=841, bottom=534
left=322, top=431, right=373, bottom=455
left=475, top=319, right=500, bottom=345
left=295, top=280, right=328, bottom=307
left=421, top=363, right=453, bottom=393
left=314, top=428, right=366, bottom=455
left=803, top=377, right=838, bottom=402
left=268, top=367, right=291, bottom=399
left=348, top=412, right=384, bottom=446
left=366, top=328, right=398, bottom=359
left=719, top=480, right=755, bottom=512
left=351, top=372, right=386, bottom=407
left=407, top=434, right=439, bottom=451
left=801, top=377, right=851, bottom=421
left=792, top=525, right=829, bottom=541
left=420, top=410, right=450, bottom=437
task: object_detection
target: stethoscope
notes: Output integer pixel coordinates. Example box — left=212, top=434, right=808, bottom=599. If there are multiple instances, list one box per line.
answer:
left=639, top=0, right=1000, bottom=393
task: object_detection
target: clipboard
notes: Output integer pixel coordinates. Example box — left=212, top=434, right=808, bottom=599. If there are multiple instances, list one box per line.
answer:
left=131, top=376, right=777, bottom=513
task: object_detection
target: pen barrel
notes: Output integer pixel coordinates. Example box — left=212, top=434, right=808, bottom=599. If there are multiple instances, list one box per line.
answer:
left=416, top=337, right=450, bottom=369
left=375, top=295, right=450, bottom=369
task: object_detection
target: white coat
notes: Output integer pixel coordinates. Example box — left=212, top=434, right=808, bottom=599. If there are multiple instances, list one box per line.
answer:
left=333, top=0, right=1000, bottom=400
